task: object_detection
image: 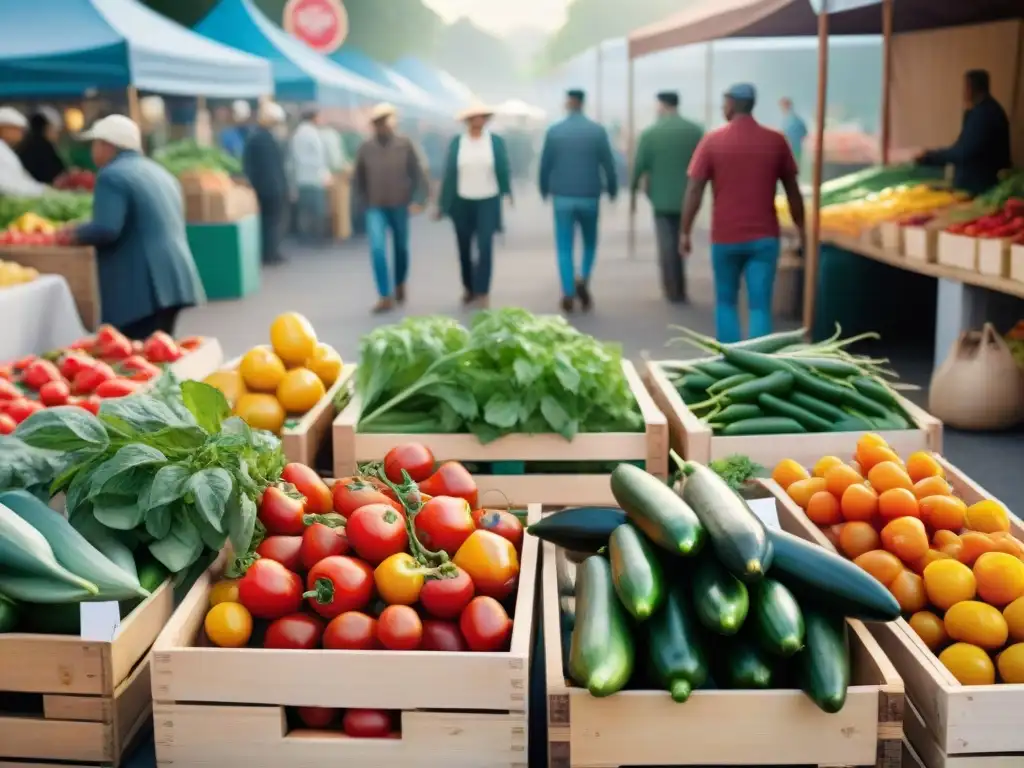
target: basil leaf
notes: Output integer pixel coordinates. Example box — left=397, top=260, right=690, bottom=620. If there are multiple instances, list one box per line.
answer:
left=14, top=407, right=109, bottom=453
left=483, top=392, right=520, bottom=430
left=99, top=395, right=193, bottom=436
left=181, top=381, right=230, bottom=435
left=146, top=504, right=173, bottom=540
left=540, top=394, right=572, bottom=436
left=513, top=357, right=542, bottom=387
left=188, top=467, right=232, bottom=534
left=140, top=464, right=191, bottom=511
left=93, top=494, right=145, bottom=531
left=424, top=383, right=477, bottom=420
left=226, top=494, right=258, bottom=555
left=149, top=512, right=202, bottom=573
left=88, top=445, right=166, bottom=500
left=142, top=426, right=208, bottom=455
left=187, top=504, right=228, bottom=551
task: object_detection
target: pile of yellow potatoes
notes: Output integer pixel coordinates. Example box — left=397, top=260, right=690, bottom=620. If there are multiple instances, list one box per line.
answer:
left=776, top=185, right=964, bottom=234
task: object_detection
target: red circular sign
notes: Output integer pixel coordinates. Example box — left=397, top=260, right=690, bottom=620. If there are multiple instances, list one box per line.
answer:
left=283, top=0, right=348, bottom=54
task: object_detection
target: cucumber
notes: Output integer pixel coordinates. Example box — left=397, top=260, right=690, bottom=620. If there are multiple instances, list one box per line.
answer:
left=799, top=609, right=850, bottom=713
left=679, top=386, right=710, bottom=406
left=691, top=556, right=748, bottom=635
left=680, top=462, right=772, bottom=582
left=556, top=554, right=577, bottom=596
left=679, top=373, right=718, bottom=391
left=527, top=507, right=626, bottom=553
left=720, top=417, right=807, bottom=436
left=757, top=394, right=833, bottom=432
left=766, top=527, right=901, bottom=622
left=693, top=360, right=744, bottom=379
left=609, top=524, right=664, bottom=621
left=789, top=391, right=848, bottom=423
left=569, top=556, right=635, bottom=697
left=610, top=464, right=705, bottom=557
left=707, top=373, right=757, bottom=395
left=0, top=491, right=147, bottom=600
left=72, top=513, right=139, bottom=582
left=753, top=578, right=805, bottom=657
left=646, top=583, right=708, bottom=702
left=723, top=636, right=779, bottom=689
left=0, top=499, right=98, bottom=595
left=713, top=404, right=763, bottom=424
left=0, top=594, right=19, bottom=633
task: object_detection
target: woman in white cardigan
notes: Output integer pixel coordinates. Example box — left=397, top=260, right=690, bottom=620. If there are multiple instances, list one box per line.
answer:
left=436, top=105, right=512, bottom=308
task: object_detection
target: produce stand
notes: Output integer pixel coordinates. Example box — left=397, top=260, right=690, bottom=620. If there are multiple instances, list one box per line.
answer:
left=149, top=506, right=539, bottom=768
left=542, top=540, right=905, bottom=768
left=333, top=361, right=668, bottom=505
left=185, top=215, right=261, bottom=301
left=767, top=457, right=1024, bottom=767
left=0, top=580, right=174, bottom=766
left=642, top=359, right=943, bottom=468
left=166, top=337, right=224, bottom=383
left=0, top=245, right=99, bottom=330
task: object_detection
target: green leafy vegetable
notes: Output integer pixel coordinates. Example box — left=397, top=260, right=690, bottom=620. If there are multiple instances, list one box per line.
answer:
left=153, top=139, right=242, bottom=176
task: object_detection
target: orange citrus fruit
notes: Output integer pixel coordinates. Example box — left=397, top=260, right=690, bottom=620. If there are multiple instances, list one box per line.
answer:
left=919, top=495, right=967, bottom=532
left=841, top=483, right=878, bottom=523
left=868, top=461, right=914, bottom=493
left=878, top=488, right=920, bottom=521
left=905, top=451, right=945, bottom=483
left=853, top=550, right=904, bottom=586
left=997, top=643, right=1024, bottom=683
left=806, top=491, right=843, bottom=526
left=923, top=559, right=976, bottom=610
left=890, top=569, right=928, bottom=613
left=276, top=367, right=326, bottom=414
left=973, top=552, right=1024, bottom=607
left=825, top=464, right=864, bottom=500
left=944, top=601, right=1008, bottom=650
left=958, top=532, right=997, bottom=567
left=881, top=516, right=929, bottom=562
left=939, top=643, right=995, bottom=685
left=239, top=347, right=286, bottom=392
left=771, top=459, right=809, bottom=490
left=913, top=475, right=953, bottom=500
left=1002, top=597, right=1024, bottom=642
left=812, top=455, right=845, bottom=478
left=270, top=312, right=318, bottom=367
left=838, top=521, right=881, bottom=560
left=787, top=477, right=828, bottom=509
left=909, top=610, right=948, bottom=652
left=964, top=500, right=1011, bottom=534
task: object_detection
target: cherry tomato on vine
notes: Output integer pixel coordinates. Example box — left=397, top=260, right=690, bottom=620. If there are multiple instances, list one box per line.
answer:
left=264, top=613, right=324, bottom=650
left=377, top=605, right=423, bottom=651
left=259, top=486, right=306, bottom=536
left=419, top=565, right=475, bottom=619
left=332, top=477, right=403, bottom=519
left=422, top=620, right=468, bottom=652
left=282, top=463, right=333, bottom=514
left=204, top=602, right=253, bottom=648
left=323, top=611, right=379, bottom=650
left=418, top=462, right=478, bottom=508
left=460, top=596, right=512, bottom=652
left=305, top=556, right=374, bottom=619
left=471, top=508, right=524, bottom=553
left=453, top=529, right=520, bottom=599
left=237, top=558, right=303, bottom=620
left=374, top=553, right=425, bottom=605
left=296, top=707, right=340, bottom=729
left=383, top=442, right=435, bottom=483
left=414, top=496, right=476, bottom=556
left=343, top=709, right=394, bottom=739
left=347, top=504, right=409, bottom=564
left=256, top=535, right=304, bottom=572
left=300, top=522, right=349, bottom=570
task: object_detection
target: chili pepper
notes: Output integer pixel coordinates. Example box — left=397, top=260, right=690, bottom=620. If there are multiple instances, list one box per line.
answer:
left=143, top=331, right=182, bottom=364
left=58, top=353, right=94, bottom=381
left=0, top=379, right=21, bottom=401
left=95, top=378, right=141, bottom=399
left=120, top=355, right=161, bottom=382
left=22, top=360, right=63, bottom=391
left=72, top=363, right=116, bottom=395
left=39, top=380, right=71, bottom=407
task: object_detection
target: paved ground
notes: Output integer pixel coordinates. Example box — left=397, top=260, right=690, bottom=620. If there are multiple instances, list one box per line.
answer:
left=177, top=187, right=1023, bottom=500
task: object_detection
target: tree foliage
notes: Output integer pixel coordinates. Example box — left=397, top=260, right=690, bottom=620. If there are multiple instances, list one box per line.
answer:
left=432, top=19, right=521, bottom=98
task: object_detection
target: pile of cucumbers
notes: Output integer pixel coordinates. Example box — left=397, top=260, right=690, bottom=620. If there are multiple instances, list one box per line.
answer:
left=0, top=490, right=166, bottom=634
left=529, top=462, right=901, bottom=712
left=662, top=327, right=913, bottom=436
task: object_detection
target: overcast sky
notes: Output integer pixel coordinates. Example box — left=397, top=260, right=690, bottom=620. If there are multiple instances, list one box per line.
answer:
left=423, top=0, right=569, bottom=33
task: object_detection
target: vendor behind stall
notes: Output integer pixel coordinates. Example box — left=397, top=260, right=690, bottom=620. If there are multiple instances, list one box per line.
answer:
left=59, top=115, right=202, bottom=338
left=18, top=107, right=67, bottom=185
left=915, top=70, right=1011, bottom=196
left=0, top=107, right=48, bottom=197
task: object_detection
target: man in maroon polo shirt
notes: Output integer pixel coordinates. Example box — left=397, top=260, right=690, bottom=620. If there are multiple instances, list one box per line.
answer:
left=680, top=84, right=806, bottom=343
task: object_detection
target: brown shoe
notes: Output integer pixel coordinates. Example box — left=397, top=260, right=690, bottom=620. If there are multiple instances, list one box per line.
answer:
left=372, top=297, right=395, bottom=314
left=576, top=280, right=592, bottom=312
left=560, top=296, right=575, bottom=313
left=462, top=290, right=475, bottom=305
left=395, top=284, right=406, bottom=304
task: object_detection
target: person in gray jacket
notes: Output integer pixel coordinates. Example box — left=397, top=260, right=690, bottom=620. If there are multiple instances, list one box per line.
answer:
left=59, top=115, right=201, bottom=337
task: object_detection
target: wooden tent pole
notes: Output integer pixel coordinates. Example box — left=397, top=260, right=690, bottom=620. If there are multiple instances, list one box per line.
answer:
left=196, top=96, right=207, bottom=142
left=126, top=86, right=141, bottom=125
left=595, top=41, right=604, bottom=123
left=627, top=55, right=636, bottom=259
left=802, top=6, right=830, bottom=334
left=880, top=0, right=894, bottom=164
left=704, top=42, right=714, bottom=129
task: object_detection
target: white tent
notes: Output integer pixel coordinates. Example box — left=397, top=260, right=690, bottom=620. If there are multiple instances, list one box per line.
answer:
left=495, top=99, right=547, bottom=121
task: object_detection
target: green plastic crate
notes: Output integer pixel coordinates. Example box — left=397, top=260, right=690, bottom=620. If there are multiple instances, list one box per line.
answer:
left=186, top=214, right=261, bottom=300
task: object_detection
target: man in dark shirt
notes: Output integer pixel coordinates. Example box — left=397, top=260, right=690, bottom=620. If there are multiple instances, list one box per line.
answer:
left=916, top=70, right=1011, bottom=197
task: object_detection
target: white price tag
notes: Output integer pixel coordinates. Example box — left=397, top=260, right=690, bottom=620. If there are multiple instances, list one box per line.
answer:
left=80, top=602, right=121, bottom=642
left=747, top=498, right=781, bottom=530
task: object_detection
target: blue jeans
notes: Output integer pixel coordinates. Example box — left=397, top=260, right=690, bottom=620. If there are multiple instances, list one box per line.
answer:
left=711, top=237, right=780, bottom=343
left=553, top=196, right=599, bottom=297
left=296, top=186, right=328, bottom=242
left=453, top=196, right=500, bottom=296
left=366, top=207, right=410, bottom=298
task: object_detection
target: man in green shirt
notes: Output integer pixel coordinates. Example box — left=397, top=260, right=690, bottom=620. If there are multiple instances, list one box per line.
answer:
left=631, top=91, right=704, bottom=303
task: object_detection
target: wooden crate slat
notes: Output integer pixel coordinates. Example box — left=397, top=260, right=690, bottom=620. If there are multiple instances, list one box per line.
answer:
left=0, top=716, right=111, bottom=764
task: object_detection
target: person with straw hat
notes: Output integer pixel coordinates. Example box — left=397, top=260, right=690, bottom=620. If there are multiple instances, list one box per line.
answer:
left=353, top=102, right=429, bottom=313
left=436, top=103, right=512, bottom=308
left=244, top=101, right=290, bottom=265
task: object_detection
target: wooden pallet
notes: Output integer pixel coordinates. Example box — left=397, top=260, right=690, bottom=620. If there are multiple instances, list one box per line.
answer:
left=768, top=456, right=1024, bottom=766
left=543, top=540, right=904, bottom=768
left=333, top=361, right=668, bottom=506
left=0, top=580, right=175, bottom=766
left=642, top=359, right=943, bottom=468
left=149, top=506, right=540, bottom=768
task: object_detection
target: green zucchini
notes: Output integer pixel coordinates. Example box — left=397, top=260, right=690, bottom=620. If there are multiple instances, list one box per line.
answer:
left=789, top=391, right=848, bottom=422
left=691, top=556, right=749, bottom=635
left=766, top=527, right=901, bottom=622
left=720, top=417, right=807, bottom=436
left=646, top=583, right=708, bottom=702
left=609, top=524, right=664, bottom=621
left=707, top=373, right=757, bottom=395
left=799, top=609, right=850, bottom=713
left=0, top=499, right=98, bottom=595
left=0, top=594, right=19, bottom=633
left=680, top=462, right=772, bottom=582
left=610, top=464, right=705, bottom=557
left=713, top=404, right=763, bottom=424
left=569, top=556, right=635, bottom=697
left=752, top=579, right=805, bottom=657
left=831, top=415, right=877, bottom=433
left=723, top=636, right=779, bottom=689
left=526, top=507, right=626, bottom=553
left=757, top=394, right=833, bottom=432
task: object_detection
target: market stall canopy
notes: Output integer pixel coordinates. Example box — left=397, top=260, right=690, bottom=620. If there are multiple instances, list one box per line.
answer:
left=330, top=47, right=440, bottom=114
left=628, top=0, right=1024, bottom=58
left=194, top=0, right=392, bottom=105
left=495, top=99, right=547, bottom=121
left=391, top=57, right=477, bottom=109
left=0, top=0, right=272, bottom=98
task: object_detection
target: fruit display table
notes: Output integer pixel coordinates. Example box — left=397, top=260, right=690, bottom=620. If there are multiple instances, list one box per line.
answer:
left=0, top=274, right=87, bottom=359
left=185, top=214, right=261, bottom=301
left=0, top=244, right=99, bottom=329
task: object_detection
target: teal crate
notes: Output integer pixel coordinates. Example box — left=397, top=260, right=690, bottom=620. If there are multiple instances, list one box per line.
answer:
left=186, top=214, right=261, bottom=300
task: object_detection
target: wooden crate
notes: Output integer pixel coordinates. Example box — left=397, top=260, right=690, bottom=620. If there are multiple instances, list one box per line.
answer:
left=643, top=359, right=943, bottom=468
left=0, top=245, right=99, bottom=329
left=937, top=233, right=979, bottom=272
left=977, top=239, right=1011, bottom=278
left=767, top=457, right=1024, bottom=765
left=543, top=541, right=904, bottom=767
left=879, top=220, right=905, bottom=254
left=0, top=580, right=175, bottom=767
left=1009, top=244, right=1024, bottom=283
left=150, top=506, right=540, bottom=768
left=221, top=357, right=356, bottom=466
left=333, top=361, right=667, bottom=506
left=905, top=226, right=939, bottom=263
left=166, top=337, right=224, bottom=383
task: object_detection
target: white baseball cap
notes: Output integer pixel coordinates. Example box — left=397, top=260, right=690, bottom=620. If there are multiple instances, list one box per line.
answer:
left=80, top=115, right=142, bottom=152
left=232, top=100, right=252, bottom=122
left=0, top=107, right=28, bottom=129
left=258, top=101, right=286, bottom=124
left=370, top=102, right=397, bottom=123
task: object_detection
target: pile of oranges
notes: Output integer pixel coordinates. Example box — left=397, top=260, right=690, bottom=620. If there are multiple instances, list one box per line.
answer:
left=772, top=433, right=1024, bottom=687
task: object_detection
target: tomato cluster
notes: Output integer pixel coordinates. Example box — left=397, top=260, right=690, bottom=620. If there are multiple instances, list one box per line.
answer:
left=205, top=449, right=524, bottom=659
left=292, top=707, right=397, bottom=738
left=0, top=325, right=201, bottom=432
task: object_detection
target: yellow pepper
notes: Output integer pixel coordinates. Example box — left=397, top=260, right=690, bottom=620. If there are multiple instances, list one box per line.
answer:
left=453, top=529, right=520, bottom=600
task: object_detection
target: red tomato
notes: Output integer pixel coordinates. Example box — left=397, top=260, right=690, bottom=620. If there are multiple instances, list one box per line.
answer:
left=74, top=395, right=102, bottom=415
left=471, top=509, right=524, bottom=553
left=459, top=596, right=512, bottom=652
left=120, top=355, right=161, bottom=382
left=419, top=565, right=475, bottom=619
left=58, top=353, right=94, bottom=381
left=383, top=442, right=435, bottom=483
left=72, top=362, right=115, bottom=395
left=255, top=535, right=304, bottom=572
left=0, top=378, right=22, bottom=400
left=342, top=709, right=394, bottom=739
left=0, top=414, right=16, bottom=435
left=69, top=336, right=95, bottom=351
left=282, top=463, right=333, bottom=514
left=12, top=355, right=37, bottom=372
left=178, top=336, right=204, bottom=352
left=377, top=605, right=423, bottom=651
left=38, top=380, right=71, bottom=407
left=453, top=530, right=520, bottom=600
left=296, top=707, right=339, bottom=729
left=300, top=522, right=350, bottom=570
left=414, top=496, right=475, bottom=556
left=258, top=486, right=306, bottom=536
left=237, top=559, right=303, bottom=620
left=422, top=619, right=468, bottom=652
left=418, top=462, right=478, bottom=508
left=264, top=613, right=324, bottom=650
left=142, top=331, right=182, bottom=363
left=7, top=399, right=45, bottom=424
left=322, top=611, right=379, bottom=650
left=95, top=325, right=132, bottom=360
left=94, top=378, right=140, bottom=399
left=346, top=504, right=409, bottom=564
left=332, top=477, right=403, bottom=519
left=22, top=359, right=62, bottom=391
left=305, top=556, right=374, bottom=619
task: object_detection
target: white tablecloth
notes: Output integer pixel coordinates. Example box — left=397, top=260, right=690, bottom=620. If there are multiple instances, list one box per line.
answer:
left=0, top=274, right=87, bottom=360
